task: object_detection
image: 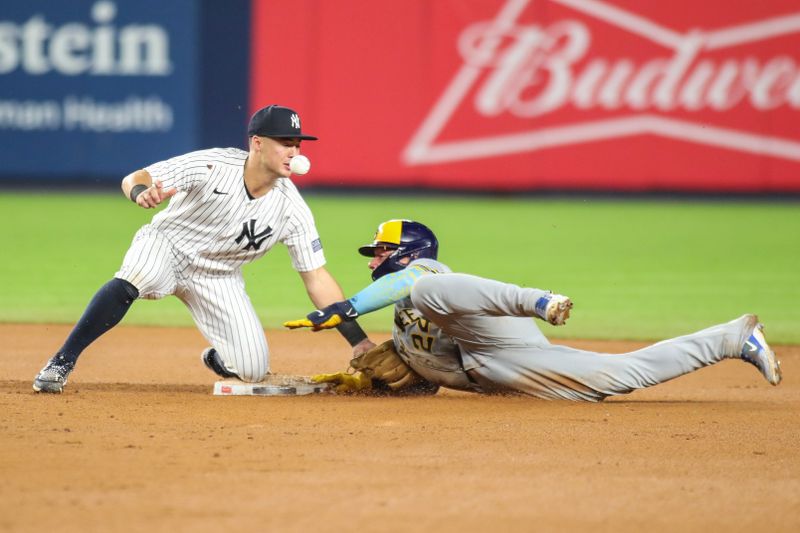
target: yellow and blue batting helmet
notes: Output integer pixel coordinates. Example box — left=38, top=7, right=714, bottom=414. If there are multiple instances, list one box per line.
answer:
left=358, top=219, right=439, bottom=280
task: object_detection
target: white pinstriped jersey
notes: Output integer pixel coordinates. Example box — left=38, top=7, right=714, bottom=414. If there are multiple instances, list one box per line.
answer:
left=145, top=148, right=325, bottom=274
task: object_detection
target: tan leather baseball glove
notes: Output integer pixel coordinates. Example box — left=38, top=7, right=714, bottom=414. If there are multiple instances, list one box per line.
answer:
left=311, top=339, right=438, bottom=395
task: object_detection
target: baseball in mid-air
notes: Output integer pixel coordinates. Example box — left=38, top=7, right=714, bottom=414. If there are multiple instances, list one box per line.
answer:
left=289, top=155, right=311, bottom=175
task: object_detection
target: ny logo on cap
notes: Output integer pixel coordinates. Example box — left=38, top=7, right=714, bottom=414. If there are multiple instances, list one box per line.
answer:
left=291, top=113, right=300, bottom=129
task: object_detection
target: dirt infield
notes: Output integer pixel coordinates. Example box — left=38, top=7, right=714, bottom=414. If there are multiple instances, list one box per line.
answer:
left=2, top=324, right=798, bottom=532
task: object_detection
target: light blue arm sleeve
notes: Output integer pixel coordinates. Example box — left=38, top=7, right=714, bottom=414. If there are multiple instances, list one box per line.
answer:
left=348, top=264, right=434, bottom=315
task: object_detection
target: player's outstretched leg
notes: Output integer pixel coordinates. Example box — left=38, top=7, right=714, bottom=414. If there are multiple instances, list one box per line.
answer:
left=471, top=314, right=775, bottom=401
left=33, top=278, right=139, bottom=393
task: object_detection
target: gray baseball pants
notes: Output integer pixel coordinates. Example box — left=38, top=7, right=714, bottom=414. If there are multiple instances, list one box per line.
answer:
left=410, top=273, right=755, bottom=401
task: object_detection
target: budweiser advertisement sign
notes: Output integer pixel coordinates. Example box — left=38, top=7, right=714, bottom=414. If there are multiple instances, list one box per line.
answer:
left=252, top=0, right=800, bottom=191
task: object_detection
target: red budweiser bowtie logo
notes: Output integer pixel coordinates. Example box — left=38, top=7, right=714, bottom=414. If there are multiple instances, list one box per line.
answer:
left=404, top=0, right=800, bottom=165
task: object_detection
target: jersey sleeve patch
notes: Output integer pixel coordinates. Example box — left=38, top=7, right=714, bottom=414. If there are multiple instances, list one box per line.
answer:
left=311, top=238, right=323, bottom=252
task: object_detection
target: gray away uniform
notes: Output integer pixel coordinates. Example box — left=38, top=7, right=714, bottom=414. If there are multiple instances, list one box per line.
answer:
left=391, top=259, right=755, bottom=402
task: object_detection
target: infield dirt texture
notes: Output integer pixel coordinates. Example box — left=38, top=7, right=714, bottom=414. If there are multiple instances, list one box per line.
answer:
left=1, top=194, right=798, bottom=531
left=2, top=325, right=798, bottom=532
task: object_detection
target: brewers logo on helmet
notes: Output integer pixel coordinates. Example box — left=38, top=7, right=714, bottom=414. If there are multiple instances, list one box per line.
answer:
left=359, top=219, right=438, bottom=280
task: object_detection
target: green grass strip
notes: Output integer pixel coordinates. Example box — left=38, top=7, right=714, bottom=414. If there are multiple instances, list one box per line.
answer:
left=2, top=192, right=797, bottom=343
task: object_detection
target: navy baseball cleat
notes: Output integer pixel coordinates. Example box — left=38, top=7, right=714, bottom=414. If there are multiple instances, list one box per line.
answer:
left=33, top=354, right=75, bottom=393
left=534, top=293, right=573, bottom=326
left=740, top=323, right=782, bottom=386
left=201, top=347, right=239, bottom=379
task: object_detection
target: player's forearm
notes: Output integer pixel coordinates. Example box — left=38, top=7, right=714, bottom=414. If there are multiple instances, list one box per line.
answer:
left=299, top=267, right=369, bottom=347
left=349, top=264, right=430, bottom=315
left=299, top=267, right=346, bottom=309
left=120, top=170, right=153, bottom=200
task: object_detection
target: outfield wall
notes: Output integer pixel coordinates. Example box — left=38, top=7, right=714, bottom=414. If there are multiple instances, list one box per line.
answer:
left=252, top=0, right=800, bottom=192
left=0, top=0, right=249, bottom=183
left=2, top=1, right=799, bottom=192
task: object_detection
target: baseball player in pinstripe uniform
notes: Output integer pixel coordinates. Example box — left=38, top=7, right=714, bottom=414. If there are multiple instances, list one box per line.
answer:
left=287, top=219, right=782, bottom=401
left=33, top=105, right=373, bottom=393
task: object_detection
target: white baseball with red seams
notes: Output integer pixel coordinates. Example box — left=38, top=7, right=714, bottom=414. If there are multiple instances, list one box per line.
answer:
left=290, top=155, right=311, bottom=175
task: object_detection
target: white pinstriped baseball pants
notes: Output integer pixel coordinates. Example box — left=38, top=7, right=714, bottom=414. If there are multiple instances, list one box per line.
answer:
left=115, top=226, right=269, bottom=382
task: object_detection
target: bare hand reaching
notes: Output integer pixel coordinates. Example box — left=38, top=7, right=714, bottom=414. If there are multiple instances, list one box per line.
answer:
left=135, top=179, right=177, bottom=208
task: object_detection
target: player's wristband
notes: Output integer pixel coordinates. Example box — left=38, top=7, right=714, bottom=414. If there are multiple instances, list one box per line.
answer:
left=129, top=184, right=148, bottom=203
left=335, top=320, right=368, bottom=347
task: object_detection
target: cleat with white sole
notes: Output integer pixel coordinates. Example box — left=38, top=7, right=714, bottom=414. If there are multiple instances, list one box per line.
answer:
left=741, top=323, right=782, bottom=386
left=33, top=354, right=75, bottom=393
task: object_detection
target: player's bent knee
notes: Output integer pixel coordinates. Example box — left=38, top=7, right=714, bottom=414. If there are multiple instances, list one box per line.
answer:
left=237, top=367, right=268, bottom=383
left=213, top=344, right=269, bottom=383
left=234, top=351, right=270, bottom=383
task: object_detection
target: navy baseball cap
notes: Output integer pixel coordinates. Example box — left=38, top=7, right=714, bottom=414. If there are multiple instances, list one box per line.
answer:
left=247, top=105, right=318, bottom=140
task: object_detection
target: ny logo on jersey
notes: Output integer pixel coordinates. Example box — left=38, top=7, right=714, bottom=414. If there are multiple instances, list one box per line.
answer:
left=290, top=113, right=300, bottom=129
left=235, top=219, right=273, bottom=251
